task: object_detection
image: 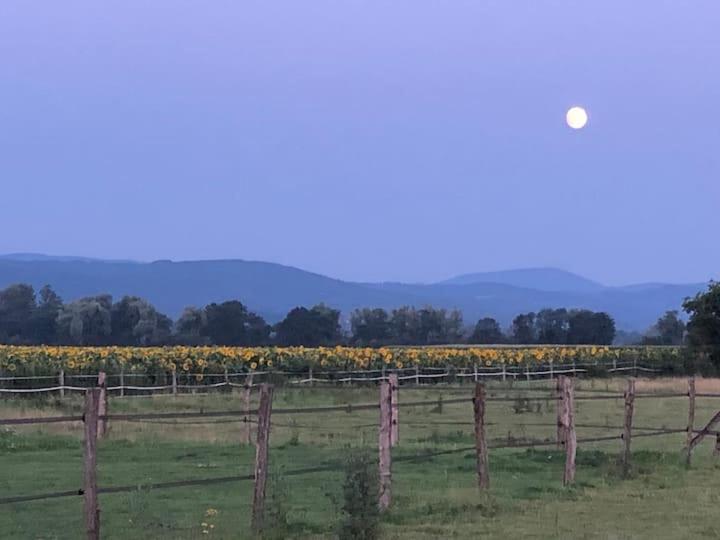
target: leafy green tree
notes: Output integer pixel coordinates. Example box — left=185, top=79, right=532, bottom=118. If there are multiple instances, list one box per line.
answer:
left=31, top=285, right=63, bottom=344
left=643, top=310, right=685, bottom=345
left=511, top=312, right=536, bottom=344
left=567, top=310, right=615, bottom=345
left=683, top=282, right=720, bottom=347
left=0, top=283, right=36, bottom=343
left=535, top=308, right=569, bottom=344
left=350, top=308, right=391, bottom=346
left=469, top=317, right=504, bottom=344
left=57, top=295, right=113, bottom=345
left=203, top=300, right=270, bottom=346
left=110, top=296, right=172, bottom=345
left=175, top=307, right=208, bottom=344
left=275, top=304, right=341, bottom=346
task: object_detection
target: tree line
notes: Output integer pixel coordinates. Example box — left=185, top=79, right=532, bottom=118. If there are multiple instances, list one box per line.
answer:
left=0, top=281, right=718, bottom=348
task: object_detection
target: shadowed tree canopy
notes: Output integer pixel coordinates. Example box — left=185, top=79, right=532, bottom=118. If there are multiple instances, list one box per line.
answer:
left=683, top=282, right=720, bottom=347
left=469, top=317, right=504, bottom=344
left=275, top=304, right=342, bottom=347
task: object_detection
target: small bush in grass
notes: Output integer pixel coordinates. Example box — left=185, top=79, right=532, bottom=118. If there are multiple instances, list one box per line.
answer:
left=338, top=450, right=379, bottom=540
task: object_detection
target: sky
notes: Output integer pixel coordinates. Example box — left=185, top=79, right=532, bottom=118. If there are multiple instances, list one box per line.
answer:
left=0, top=1, right=718, bottom=286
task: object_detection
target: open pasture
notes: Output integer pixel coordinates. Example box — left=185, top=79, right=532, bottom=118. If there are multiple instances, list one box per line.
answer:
left=2, top=377, right=720, bottom=539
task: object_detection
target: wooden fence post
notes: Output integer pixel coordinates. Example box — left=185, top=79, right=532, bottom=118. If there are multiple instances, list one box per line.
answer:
left=172, top=370, right=178, bottom=396
left=714, top=434, right=720, bottom=458
left=473, top=383, right=489, bottom=489
left=559, top=375, right=576, bottom=486
left=685, top=377, right=696, bottom=466
left=83, top=389, right=101, bottom=540
left=501, top=363, right=506, bottom=382
left=473, top=363, right=479, bottom=383
left=621, top=379, right=635, bottom=476
left=415, top=364, right=420, bottom=386
left=251, top=384, right=274, bottom=533
left=390, top=373, right=399, bottom=447
left=59, top=369, right=65, bottom=398
left=242, top=372, right=255, bottom=445
left=379, top=380, right=392, bottom=511
left=97, top=372, right=108, bottom=439
left=556, top=377, right=566, bottom=450
left=119, top=368, right=125, bottom=397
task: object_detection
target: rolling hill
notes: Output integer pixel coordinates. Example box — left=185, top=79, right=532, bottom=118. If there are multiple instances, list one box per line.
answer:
left=0, top=255, right=709, bottom=331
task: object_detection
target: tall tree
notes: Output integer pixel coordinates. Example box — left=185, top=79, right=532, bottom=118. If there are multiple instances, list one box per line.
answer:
left=566, top=310, right=616, bottom=345
left=31, top=285, right=63, bottom=344
left=57, top=295, right=113, bottom=345
left=111, top=296, right=172, bottom=345
left=535, top=308, right=569, bottom=344
left=275, top=304, right=342, bottom=346
left=683, top=282, right=720, bottom=347
left=0, top=283, right=36, bottom=343
left=469, top=317, right=504, bottom=344
left=350, top=308, right=391, bottom=346
left=203, top=300, right=270, bottom=346
left=511, top=312, right=537, bottom=344
left=643, top=310, right=685, bottom=345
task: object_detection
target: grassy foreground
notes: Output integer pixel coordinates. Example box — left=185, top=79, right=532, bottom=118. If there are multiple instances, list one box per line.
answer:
left=1, top=378, right=720, bottom=539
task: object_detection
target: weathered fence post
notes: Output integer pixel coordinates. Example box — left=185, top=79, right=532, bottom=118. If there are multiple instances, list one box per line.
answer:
left=415, top=364, right=420, bottom=385
left=83, top=389, right=101, bottom=540
left=390, top=373, right=399, bottom=447
left=172, top=370, right=178, bottom=396
left=473, top=363, right=479, bottom=383
left=119, top=368, right=125, bottom=398
left=714, top=434, right=720, bottom=458
left=379, top=380, right=392, bottom=511
left=242, top=372, right=255, bottom=446
left=685, top=377, right=696, bottom=466
left=559, top=375, right=576, bottom=486
left=58, top=369, right=65, bottom=398
left=525, top=364, right=530, bottom=382
left=473, top=383, right=489, bottom=489
left=501, top=363, right=507, bottom=382
left=621, top=379, right=635, bottom=476
left=556, top=377, right=566, bottom=449
left=251, top=384, right=274, bottom=533
left=97, top=372, right=108, bottom=439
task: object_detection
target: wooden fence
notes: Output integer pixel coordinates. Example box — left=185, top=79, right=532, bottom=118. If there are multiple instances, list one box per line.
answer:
left=1, top=375, right=720, bottom=538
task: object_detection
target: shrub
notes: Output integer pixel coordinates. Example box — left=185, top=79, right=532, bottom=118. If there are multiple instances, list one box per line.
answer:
left=338, top=450, right=380, bottom=540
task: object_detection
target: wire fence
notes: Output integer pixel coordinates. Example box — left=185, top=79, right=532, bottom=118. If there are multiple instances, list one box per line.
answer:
left=2, top=375, right=720, bottom=538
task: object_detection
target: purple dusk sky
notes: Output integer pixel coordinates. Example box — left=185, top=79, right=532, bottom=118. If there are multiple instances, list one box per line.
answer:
left=0, top=1, right=718, bottom=285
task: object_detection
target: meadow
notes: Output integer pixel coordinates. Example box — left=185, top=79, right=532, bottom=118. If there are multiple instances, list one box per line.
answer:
left=1, top=378, right=720, bottom=539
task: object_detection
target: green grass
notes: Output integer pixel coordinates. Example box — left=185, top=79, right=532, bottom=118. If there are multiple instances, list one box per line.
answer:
left=1, top=379, right=719, bottom=539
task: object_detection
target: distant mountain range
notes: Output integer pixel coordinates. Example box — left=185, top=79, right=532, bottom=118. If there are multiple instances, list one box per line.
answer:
left=0, top=254, right=710, bottom=331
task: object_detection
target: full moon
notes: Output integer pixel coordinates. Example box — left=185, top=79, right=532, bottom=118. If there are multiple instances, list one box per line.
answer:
left=566, top=106, right=588, bottom=129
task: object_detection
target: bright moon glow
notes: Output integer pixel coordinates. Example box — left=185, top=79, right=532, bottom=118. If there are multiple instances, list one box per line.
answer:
left=566, top=106, right=588, bottom=129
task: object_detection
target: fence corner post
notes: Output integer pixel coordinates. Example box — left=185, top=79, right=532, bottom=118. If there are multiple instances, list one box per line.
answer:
left=621, top=378, right=635, bottom=477
left=251, top=383, right=274, bottom=533
left=83, top=388, right=101, bottom=540
left=379, top=379, right=392, bottom=511
left=473, top=383, right=489, bottom=489
left=685, top=377, right=696, bottom=466
left=389, top=373, right=399, bottom=447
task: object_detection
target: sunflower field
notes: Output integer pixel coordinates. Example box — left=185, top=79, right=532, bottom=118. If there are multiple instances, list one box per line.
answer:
left=0, top=345, right=690, bottom=377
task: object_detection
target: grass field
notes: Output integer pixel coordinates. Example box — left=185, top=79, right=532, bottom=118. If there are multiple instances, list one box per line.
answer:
left=1, top=378, right=720, bottom=539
